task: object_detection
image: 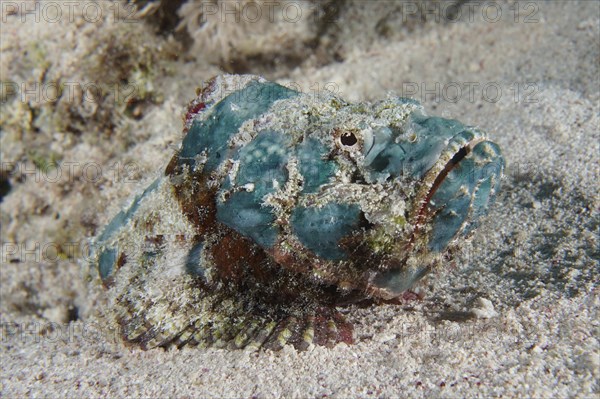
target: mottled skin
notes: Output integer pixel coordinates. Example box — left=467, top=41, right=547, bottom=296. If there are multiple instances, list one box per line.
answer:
left=89, top=75, right=504, bottom=350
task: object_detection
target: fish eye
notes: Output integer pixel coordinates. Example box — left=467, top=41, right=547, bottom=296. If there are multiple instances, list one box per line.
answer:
left=340, top=132, right=358, bottom=147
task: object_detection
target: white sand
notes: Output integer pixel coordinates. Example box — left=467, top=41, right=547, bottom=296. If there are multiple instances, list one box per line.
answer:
left=1, top=1, right=598, bottom=397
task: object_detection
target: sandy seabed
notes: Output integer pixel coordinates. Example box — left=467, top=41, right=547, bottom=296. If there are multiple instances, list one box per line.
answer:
left=1, top=1, right=598, bottom=398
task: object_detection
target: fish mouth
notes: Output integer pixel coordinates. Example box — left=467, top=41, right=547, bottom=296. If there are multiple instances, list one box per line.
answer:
left=366, top=129, right=504, bottom=299
left=409, top=135, right=487, bottom=249
left=419, top=133, right=504, bottom=252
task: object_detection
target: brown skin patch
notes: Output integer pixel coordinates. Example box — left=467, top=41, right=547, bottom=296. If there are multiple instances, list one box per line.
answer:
left=332, top=312, right=354, bottom=345
left=209, top=235, right=316, bottom=307
left=269, top=242, right=315, bottom=275
left=166, top=157, right=218, bottom=237
left=164, top=152, right=180, bottom=176
left=117, top=252, right=127, bottom=268
left=312, top=316, right=330, bottom=346
left=210, top=231, right=268, bottom=285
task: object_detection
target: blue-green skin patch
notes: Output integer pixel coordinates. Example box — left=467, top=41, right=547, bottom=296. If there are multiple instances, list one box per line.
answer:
left=89, top=75, right=504, bottom=351
left=290, top=203, right=362, bottom=260
left=364, top=116, right=468, bottom=181
left=179, top=81, right=298, bottom=172
left=185, top=242, right=205, bottom=277
left=95, top=178, right=160, bottom=279
left=217, top=130, right=289, bottom=248
left=297, top=138, right=337, bottom=194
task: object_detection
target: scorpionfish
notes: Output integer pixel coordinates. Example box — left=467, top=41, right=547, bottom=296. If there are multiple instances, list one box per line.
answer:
left=89, top=75, right=504, bottom=351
